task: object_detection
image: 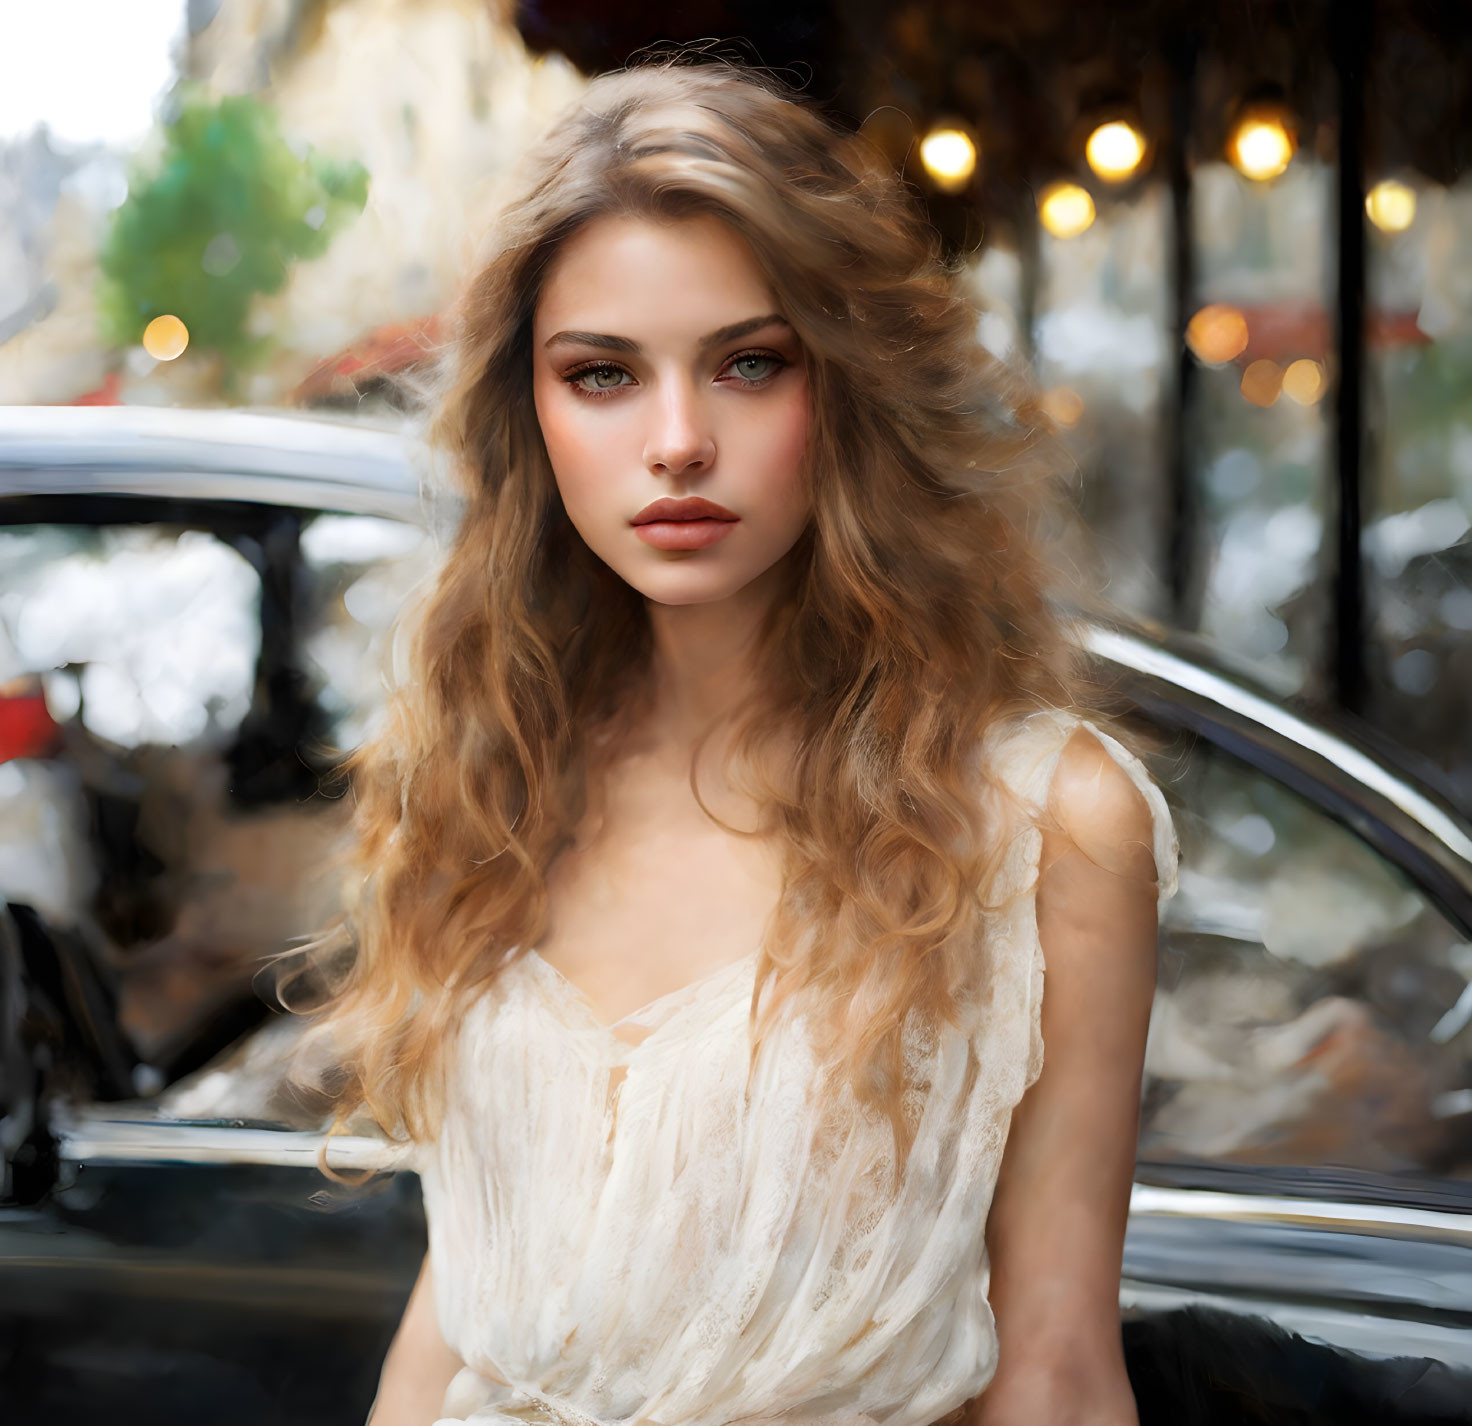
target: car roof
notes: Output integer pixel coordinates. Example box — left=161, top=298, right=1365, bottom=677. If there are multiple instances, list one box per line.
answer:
left=0, top=404, right=429, bottom=523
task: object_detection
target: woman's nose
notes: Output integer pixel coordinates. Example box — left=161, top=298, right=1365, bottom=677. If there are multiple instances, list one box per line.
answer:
left=644, top=381, right=716, bottom=477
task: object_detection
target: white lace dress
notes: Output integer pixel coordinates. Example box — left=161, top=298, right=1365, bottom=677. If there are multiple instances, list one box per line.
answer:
left=413, top=712, right=1179, bottom=1426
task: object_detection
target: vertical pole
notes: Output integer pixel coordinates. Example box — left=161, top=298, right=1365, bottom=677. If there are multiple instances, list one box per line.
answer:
left=1163, top=28, right=1199, bottom=627
left=1331, top=0, right=1370, bottom=713
left=1016, top=184, right=1039, bottom=368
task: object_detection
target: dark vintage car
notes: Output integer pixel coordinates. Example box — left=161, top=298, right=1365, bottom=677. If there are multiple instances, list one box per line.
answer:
left=2, top=405, right=1471, bottom=1424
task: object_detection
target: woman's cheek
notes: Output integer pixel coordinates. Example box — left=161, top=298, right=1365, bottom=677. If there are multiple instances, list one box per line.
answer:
left=538, top=397, right=612, bottom=531
left=551, top=455, right=609, bottom=545
left=761, top=384, right=814, bottom=523
left=537, top=386, right=583, bottom=465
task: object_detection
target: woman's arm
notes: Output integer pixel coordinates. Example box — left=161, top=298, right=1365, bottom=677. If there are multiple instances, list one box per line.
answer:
left=367, top=1250, right=466, bottom=1426
left=971, top=728, right=1162, bottom=1426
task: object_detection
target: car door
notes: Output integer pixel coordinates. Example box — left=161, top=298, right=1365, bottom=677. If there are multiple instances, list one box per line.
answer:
left=0, top=426, right=436, bottom=1424
left=1096, top=627, right=1472, bottom=1410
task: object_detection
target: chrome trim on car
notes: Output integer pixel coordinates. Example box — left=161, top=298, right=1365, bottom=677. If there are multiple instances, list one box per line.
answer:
left=1129, top=1182, right=1472, bottom=1247
left=0, top=405, right=429, bottom=523
left=51, top=1107, right=411, bottom=1173
left=1086, top=626, right=1472, bottom=865
left=1086, top=622, right=1472, bottom=936
left=52, top=1109, right=1472, bottom=1244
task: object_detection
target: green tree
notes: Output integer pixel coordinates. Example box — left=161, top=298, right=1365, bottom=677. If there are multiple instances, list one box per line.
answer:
left=98, top=86, right=369, bottom=387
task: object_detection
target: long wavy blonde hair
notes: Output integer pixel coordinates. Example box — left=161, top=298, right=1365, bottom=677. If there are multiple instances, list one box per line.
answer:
left=280, top=53, right=1088, bottom=1174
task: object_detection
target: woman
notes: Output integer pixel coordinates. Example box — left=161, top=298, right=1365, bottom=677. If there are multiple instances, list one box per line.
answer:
left=288, top=52, right=1177, bottom=1426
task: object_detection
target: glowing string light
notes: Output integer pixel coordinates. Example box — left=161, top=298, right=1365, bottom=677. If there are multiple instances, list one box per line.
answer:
left=1366, top=179, right=1416, bottom=233
left=1228, top=109, right=1296, bottom=181
left=1038, top=181, right=1096, bottom=238
left=1086, top=120, right=1147, bottom=182
left=919, top=127, right=977, bottom=193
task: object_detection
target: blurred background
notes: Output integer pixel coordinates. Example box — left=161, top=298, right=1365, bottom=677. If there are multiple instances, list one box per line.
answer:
left=4, top=6, right=1472, bottom=1418
left=2, top=0, right=1472, bottom=1188
left=4, top=0, right=1469, bottom=792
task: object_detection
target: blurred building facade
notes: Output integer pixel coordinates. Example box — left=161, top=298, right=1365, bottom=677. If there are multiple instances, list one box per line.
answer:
left=0, top=0, right=1468, bottom=807
left=178, top=0, right=583, bottom=405
left=0, top=0, right=583, bottom=409
left=2, top=0, right=1472, bottom=1215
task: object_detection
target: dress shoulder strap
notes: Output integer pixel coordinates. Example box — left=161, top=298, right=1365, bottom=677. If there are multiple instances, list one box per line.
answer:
left=982, top=707, right=1179, bottom=906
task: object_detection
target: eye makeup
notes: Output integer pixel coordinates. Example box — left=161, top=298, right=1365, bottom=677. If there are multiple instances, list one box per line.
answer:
left=560, top=349, right=790, bottom=401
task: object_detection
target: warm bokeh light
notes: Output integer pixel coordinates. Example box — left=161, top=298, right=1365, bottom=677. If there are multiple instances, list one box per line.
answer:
left=1085, top=120, right=1147, bottom=182
left=1039, top=386, right=1085, bottom=429
left=1185, top=303, right=1250, bottom=365
left=141, top=313, right=189, bottom=360
left=1282, top=358, right=1326, bottom=405
left=1366, top=178, right=1417, bottom=233
left=919, top=126, right=978, bottom=192
left=1240, top=359, right=1283, bottom=407
left=1038, top=181, right=1096, bottom=238
left=1228, top=111, right=1296, bottom=181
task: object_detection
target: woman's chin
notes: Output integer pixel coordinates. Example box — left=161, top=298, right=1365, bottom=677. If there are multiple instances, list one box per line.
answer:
left=623, top=565, right=768, bottom=609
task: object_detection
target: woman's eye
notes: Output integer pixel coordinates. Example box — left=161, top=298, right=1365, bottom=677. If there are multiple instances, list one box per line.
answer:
left=728, top=353, right=783, bottom=383
left=569, top=364, right=631, bottom=394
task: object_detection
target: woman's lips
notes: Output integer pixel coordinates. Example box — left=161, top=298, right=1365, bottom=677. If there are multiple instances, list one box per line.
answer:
left=630, top=496, right=738, bottom=551
left=633, top=518, right=737, bottom=551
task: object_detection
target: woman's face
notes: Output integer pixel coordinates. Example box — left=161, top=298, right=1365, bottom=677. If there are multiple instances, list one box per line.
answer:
left=531, top=213, right=813, bottom=608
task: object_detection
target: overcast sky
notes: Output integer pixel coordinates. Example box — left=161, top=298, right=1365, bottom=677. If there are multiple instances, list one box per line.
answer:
left=0, top=0, right=186, bottom=148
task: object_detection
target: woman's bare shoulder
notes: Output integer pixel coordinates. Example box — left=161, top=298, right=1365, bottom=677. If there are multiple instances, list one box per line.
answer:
left=1047, top=724, right=1158, bottom=881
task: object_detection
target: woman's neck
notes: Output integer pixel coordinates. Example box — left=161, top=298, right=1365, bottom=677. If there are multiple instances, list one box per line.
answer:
left=643, top=571, right=775, bottom=744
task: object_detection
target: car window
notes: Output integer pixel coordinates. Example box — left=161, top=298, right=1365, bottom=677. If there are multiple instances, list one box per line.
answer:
left=1141, top=733, right=1471, bottom=1180
left=1, top=523, right=266, bottom=944
left=0, top=509, right=432, bottom=1126
left=146, top=511, right=434, bottom=1129
left=0, top=524, right=261, bottom=750
left=298, top=512, right=436, bottom=750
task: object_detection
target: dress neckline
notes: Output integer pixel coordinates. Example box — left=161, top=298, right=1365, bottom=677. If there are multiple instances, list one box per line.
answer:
left=523, top=946, right=759, bottom=1032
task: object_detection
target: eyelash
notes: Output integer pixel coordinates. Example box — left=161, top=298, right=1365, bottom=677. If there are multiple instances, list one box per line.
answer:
left=561, top=349, right=788, bottom=401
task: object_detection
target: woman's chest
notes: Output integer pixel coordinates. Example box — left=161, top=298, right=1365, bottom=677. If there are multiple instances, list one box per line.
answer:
left=429, top=980, right=1010, bottom=1375
left=535, top=799, right=786, bottom=1029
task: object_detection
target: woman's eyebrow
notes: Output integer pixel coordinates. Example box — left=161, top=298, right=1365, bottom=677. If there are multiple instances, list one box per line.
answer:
left=543, top=313, right=790, bottom=354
